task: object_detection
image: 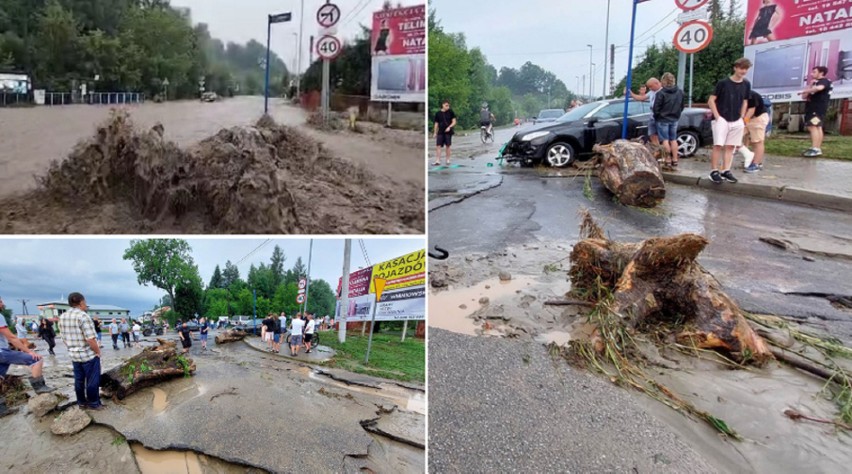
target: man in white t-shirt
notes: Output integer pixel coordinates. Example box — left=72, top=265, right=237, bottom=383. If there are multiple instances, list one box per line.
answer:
left=304, top=314, right=316, bottom=354
left=289, top=314, right=305, bottom=357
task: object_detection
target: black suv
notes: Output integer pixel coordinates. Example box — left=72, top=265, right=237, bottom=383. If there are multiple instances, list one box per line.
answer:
left=502, top=99, right=712, bottom=167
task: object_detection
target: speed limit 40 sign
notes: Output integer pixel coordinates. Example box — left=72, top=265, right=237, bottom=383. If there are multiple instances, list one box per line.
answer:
left=317, top=35, right=342, bottom=60
left=673, top=20, right=713, bottom=54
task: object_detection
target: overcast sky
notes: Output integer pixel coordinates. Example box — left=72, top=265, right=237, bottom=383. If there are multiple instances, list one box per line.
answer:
left=0, top=238, right=423, bottom=316
left=430, top=0, right=747, bottom=97
left=171, top=0, right=419, bottom=74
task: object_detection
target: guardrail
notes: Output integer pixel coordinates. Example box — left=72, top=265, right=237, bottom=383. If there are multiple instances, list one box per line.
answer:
left=86, top=92, right=145, bottom=105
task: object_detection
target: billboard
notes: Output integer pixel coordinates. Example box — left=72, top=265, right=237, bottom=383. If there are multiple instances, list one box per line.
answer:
left=336, top=249, right=426, bottom=322
left=0, top=73, right=29, bottom=94
left=370, top=5, right=426, bottom=103
left=744, top=0, right=852, bottom=101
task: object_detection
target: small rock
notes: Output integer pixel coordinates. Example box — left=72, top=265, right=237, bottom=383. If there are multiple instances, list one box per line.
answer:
left=459, top=304, right=468, bottom=310
left=485, top=285, right=491, bottom=289
left=430, top=273, right=447, bottom=288
left=498, top=271, right=512, bottom=281
left=28, top=393, right=61, bottom=418
left=802, top=256, right=815, bottom=262
left=479, top=296, right=490, bottom=305
left=51, top=406, right=92, bottom=435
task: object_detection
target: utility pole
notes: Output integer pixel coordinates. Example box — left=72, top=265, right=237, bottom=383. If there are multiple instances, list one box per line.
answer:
left=576, top=76, right=580, bottom=95
left=19, top=299, right=29, bottom=315
left=603, top=0, right=611, bottom=99
left=587, top=44, right=594, bottom=98
left=339, top=239, right=351, bottom=343
left=296, top=0, right=304, bottom=99
left=582, top=75, right=586, bottom=99
left=610, top=44, right=616, bottom=96
left=303, top=239, right=313, bottom=314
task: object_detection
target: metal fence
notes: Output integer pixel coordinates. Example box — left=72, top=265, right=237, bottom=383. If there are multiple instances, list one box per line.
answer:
left=86, top=92, right=145, bottom=105
left=0, top=91, right=146, bottom=107
left=0, top=93, right=28, bottom=107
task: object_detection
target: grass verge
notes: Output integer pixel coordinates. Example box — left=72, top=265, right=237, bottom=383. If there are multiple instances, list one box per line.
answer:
left=319, top=330, right=425, bottom=384
left=765, top=133, right=852, bottom=161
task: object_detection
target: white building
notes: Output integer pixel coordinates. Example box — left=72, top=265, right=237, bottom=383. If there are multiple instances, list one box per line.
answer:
left=37, top=301, right=130, bottom=320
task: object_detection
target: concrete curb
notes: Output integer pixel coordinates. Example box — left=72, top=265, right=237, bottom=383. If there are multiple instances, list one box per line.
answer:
left=662, top=171, right=852, bottom=212
left=241, top=338, right=334, bottom=363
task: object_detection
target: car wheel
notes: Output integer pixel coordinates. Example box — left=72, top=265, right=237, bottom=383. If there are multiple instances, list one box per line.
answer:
left=677, top=131, right=699, bottom=157
left=545, top=142, right=575, bottom=167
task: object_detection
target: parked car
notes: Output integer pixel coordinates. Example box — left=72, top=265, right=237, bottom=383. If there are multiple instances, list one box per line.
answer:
left=201, top=91, right=219, bottom=102
left=233, top=318, right=264, bottom=336
left=502, top=99, right=712, bottom=167
left=533, top=108, right=565, bottom=125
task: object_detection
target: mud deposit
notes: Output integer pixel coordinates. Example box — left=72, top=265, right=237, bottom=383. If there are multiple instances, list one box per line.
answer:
left=0, top=112, right=423, bottom=234
left=431, top=242, right=852, bottom=473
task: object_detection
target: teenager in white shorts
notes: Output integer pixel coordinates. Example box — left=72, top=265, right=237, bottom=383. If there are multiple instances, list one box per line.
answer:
left=707, top=58, right=752, bottom=184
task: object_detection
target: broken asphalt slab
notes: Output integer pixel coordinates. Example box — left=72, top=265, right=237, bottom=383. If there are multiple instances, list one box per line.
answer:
left=242, top=335, right=336, bottom=362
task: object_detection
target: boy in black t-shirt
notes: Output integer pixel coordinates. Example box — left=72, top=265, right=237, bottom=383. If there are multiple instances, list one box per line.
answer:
left=708, top=58, right=752, bottom=184
left=800, top=66, right=832, bottom=157
left=433, top=100, right=457, bottom=166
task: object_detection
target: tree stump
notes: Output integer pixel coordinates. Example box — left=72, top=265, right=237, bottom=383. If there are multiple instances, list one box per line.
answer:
left=101, top=340, right=195, bottom=400
left=569, top=212, right=771, bottom=364
left=593, top=140, right=665, bottom=208
left=214, top=329, right=247, bottom=344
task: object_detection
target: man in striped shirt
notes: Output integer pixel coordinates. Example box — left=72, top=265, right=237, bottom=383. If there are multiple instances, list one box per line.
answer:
left=58, top=292, right=103, bottom=410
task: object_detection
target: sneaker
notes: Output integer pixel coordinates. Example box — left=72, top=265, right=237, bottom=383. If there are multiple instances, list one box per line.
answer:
left=740, top=147, right=755, bottom=168
left=721, top=170, right=738, bottom=183
left=744, top=163, right=760, bottom=173
left=804, top=148, right=823, bottom=157
left=709, top=170, right=723, bottom=184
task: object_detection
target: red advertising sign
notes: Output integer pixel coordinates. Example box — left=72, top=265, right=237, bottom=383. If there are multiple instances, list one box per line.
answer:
left=371, top=5, right=426, bottom=56
left=745, top=0, right=852, bottom=44
left=337, top=266, right=373, bottom=299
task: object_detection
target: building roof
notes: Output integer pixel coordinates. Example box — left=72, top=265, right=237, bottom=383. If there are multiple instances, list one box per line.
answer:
left=37, top=302, right=129, bottom=312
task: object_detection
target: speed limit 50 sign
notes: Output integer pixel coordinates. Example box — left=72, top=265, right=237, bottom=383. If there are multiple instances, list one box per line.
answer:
left=673, top=20, right=713, bottom=54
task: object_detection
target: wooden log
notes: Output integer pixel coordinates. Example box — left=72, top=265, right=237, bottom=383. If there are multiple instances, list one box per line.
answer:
left=214, top=329, right=247, bottom=344
left=569, top=217, right=772, bottom=365
left=100, top=340, right=195, bottom=400
left=593, top=140, right=666, bottom=208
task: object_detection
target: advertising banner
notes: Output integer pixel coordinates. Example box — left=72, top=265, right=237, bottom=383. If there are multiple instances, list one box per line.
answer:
left=0, top=73, right=29, bottom=94
left=744, top=0, right=852, bottom=101
left=335, top=249, right=425, bottom=321
left=370, top=5, right=426, bottom=103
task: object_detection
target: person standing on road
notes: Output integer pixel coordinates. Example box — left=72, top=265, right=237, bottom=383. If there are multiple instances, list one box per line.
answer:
left=628, top=79, right=662, bottom=145
left=0, top=297, right=54, bottom=417
left=58, top=293, right=101, bottom=410
left=652, top=73, right=685, bottom=168
left=178, top=322, right=192, bottom=355
left=38, top=318, right=57, bottom=356
left=433, top=100, right=457, bottom=166
left=199, top=317, right=209, bottom=351
left=289, top=313, right=306, bottom=357
left=132, top=321, right=141, bottom=345
left=109, top=318, right=120, bottom=350
left=262, top=313, right=275, bottom=352
left=800, top=66, right=833, bottom=157
left=92, top=316, right=103, bottom=347
left=272, top=314, right=283, bottom=354
left=741, top=90, right=771, bottom=173
left=304, top=314, right=317, bottom=354
left=119, top=318, right=131, bottom=348
left=14, top=317, right=30, bottom=349
left=708, top=58, right=752, bottom=184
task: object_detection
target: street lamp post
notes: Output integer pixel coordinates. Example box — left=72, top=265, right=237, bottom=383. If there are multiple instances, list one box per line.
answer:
left=603, top=0, right=611, bottom=98
left=591, top=63, right=596, bottom=99
left=576, top=76, right=580, bottom=95
left=296, top=0, right=304, bottom=100
left=587, top=44, right=594, bottom=98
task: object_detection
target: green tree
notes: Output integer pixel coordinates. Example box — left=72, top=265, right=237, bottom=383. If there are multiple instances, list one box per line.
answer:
left=202, top=288, right=230, bottom=318
left=221, top=260, right=240, bottom=288
left=123, top=239, right=196, bottom=315
left=305, top=279, right=336, bottom=317
left=208, top=265, right=223, bottom=289
left=174, top=266, right=203, bottom=320
left=269, top=245, right=285, bottom=288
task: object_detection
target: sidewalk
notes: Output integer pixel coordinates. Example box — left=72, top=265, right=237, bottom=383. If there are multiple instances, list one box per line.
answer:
left=242, top=335, right=335, bottom=363
left=666, top=150, right=852, bottom=212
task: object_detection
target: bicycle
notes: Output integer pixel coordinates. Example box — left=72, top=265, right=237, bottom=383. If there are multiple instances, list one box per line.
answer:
left=480, top=125, right=494, bottom=144
left=284, top=330, right=320, bottom=351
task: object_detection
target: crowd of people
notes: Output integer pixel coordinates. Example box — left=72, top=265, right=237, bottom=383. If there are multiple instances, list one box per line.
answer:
left=260, top=312, right=333, bottom=357
left=625, top=58, right=832, bottom=183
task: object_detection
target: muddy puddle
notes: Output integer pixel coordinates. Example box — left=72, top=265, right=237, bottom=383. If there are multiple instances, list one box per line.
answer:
left=308, top=371, right=425, bottom=415
left=151, top=388, right=168, bottom=414
left=131, top=443, right=262, bottom=474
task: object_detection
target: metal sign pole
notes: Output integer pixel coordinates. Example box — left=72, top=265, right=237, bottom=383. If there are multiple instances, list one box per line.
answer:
left=303, top=239, right=313, bottom=314
left=297, top=0, right=305, bottom=100
left=622, top=0, right=641, bottom=139
left=689, top=53, right=694, bottom=107
left=264, top=16, right=272, bottom=115
left=322, top=59, right=330, bottom=123
left=339, top=239, right=351, bottom=343
left=364, top=294, right=378, bottom=364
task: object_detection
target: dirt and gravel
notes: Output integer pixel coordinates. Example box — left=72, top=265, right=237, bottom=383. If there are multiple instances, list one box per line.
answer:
left=0, top=111, right=423, bottom=234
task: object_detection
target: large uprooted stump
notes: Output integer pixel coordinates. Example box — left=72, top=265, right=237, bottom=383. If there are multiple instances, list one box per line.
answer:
left=215, top=329, right=247, bottom=344
left=101, top=339, right=195, bottom=400
left=569, top=212, right=771, bottom=364
left=593, top=140, right=665, bottom=208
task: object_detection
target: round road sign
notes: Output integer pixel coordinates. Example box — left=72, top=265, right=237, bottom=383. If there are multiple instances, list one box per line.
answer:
left=317, top=3, right=341, bottom=28
left=673, top=20, right=713, bottom=54
left=317, top=35, right=342, bottom=60
left=298, top=279, right=307, bottom=290
left=675, top=0, right=710, bottom=11
left=296, top=294, right=305, bottom=304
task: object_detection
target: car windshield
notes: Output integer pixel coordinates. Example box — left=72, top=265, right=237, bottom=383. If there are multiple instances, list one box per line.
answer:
left=538, top=109, right=563, bottom=119
left=556, top=102, right=602, bottom=122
